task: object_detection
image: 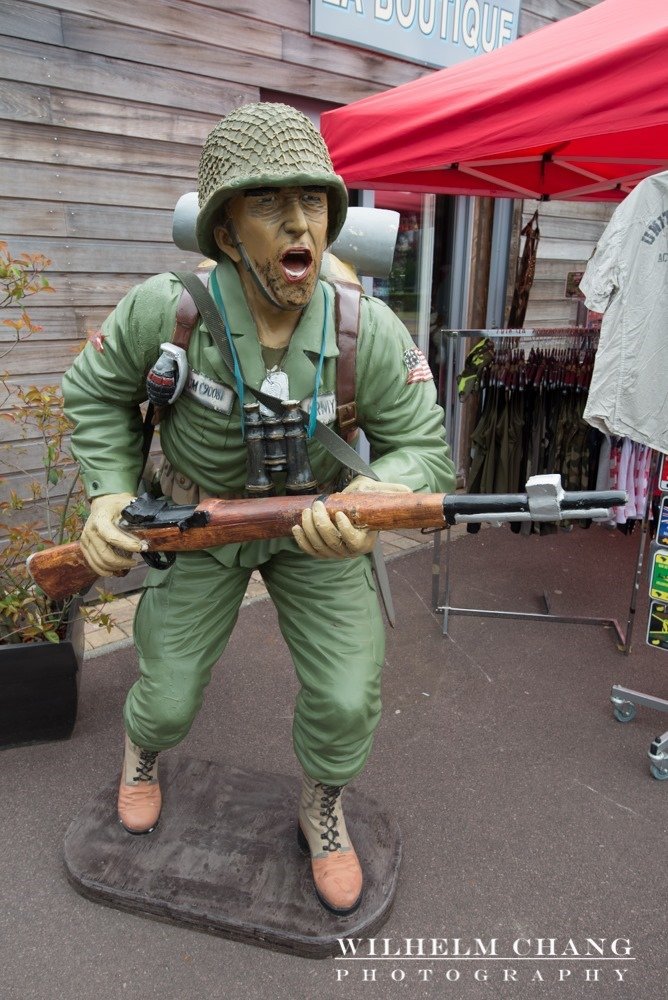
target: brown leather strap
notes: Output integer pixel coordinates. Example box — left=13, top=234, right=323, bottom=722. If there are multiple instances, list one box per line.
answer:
left=151, top=272, right=208, bottom=425
left=172, top=286, right=199, bottom=349
left=174, top=269, right=209, bottom=348
left=332, top=279, right=361, bottom=442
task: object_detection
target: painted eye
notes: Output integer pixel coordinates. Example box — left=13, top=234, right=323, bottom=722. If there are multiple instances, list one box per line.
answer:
left=302, top=192, right=326, bottom=209
left=247, top=191, right=278, bottom=210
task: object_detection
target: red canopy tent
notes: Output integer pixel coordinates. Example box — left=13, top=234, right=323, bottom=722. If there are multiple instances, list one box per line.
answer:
left=320, top=0, right=668, bottom=203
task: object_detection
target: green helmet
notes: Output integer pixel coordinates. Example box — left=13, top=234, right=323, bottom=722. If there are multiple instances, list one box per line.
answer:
left=196, top=102, right=348, bottom=260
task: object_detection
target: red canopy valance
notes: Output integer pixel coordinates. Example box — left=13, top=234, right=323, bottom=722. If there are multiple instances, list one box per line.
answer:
left=321, top=0, right=668, bottom=202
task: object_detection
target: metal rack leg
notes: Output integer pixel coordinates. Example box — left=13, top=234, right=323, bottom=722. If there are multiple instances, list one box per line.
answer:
left=441, top=527, right=453, bottom=636
left=648, top=732, right=668, bottom=780
left=610, top=684, right=668, bottom=781
left=610, top=684, right=668, bottom=721
left=431, top=528, right=441, bottom=612
left=608, top=453, right=668, bottom=780
left=617, top=455, right=657, bottom=654
left=435, top=524, right=625, bottom=645
left=429, top=435, right=656, bottom=654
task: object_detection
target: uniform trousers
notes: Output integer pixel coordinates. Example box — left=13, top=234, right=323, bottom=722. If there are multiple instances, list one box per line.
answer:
left=124, top=545, right=385, bottom=785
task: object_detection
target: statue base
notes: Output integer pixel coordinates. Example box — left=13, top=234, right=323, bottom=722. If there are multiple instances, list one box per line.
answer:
left=64, top=756, right=402, bottom=957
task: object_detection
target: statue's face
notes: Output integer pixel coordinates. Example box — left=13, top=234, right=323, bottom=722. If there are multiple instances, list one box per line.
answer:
left=215, top=186, right=329, bottom=312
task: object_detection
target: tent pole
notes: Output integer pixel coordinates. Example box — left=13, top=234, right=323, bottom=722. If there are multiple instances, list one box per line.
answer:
left=486, top=199, right=514, bottom=328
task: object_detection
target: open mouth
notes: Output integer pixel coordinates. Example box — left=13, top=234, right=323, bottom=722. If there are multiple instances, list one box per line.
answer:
left=280, top=248, right=313, bottom=283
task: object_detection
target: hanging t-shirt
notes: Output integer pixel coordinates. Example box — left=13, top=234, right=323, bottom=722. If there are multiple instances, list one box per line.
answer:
left=580, top=170, right=668, bottom=453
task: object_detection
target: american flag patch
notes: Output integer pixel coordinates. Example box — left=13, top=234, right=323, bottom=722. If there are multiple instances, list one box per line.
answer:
left=403, top=347, right=433, bottom=384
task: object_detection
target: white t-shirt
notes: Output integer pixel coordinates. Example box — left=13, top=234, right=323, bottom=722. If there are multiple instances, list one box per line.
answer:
left=581, top=170, right=668, bottom=452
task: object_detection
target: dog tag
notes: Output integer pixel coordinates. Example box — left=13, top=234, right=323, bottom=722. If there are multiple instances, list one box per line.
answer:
left=260, top=367, right=289, bottom=417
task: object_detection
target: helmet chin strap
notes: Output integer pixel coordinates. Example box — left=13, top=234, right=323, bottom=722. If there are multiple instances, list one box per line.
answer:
left=224, top=219, right=295, bottom=313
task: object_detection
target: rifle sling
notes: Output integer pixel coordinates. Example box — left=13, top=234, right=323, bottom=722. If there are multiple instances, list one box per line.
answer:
left=141, top=279, right=203, bottom=473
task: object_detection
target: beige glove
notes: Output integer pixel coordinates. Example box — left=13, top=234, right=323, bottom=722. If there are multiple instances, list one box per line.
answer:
left=292, top=475, right=412, bottom=560
left=80, top=492, right=146, bottom=576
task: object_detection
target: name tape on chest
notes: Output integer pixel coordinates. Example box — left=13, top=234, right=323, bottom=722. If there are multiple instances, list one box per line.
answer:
left=183, top=370, right=235, bottom=415
left=182, top=368, right=336, bottom=425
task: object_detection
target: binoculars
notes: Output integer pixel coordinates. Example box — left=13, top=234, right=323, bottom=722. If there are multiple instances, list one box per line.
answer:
left=244, top=401, right=317, bottom=498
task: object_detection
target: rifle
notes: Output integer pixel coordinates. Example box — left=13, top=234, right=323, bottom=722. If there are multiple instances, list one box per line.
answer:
left=27, top=475, right=626, bottom=603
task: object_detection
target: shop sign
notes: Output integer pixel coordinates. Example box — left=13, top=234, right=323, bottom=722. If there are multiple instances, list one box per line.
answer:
left=311, top=0, right=522, bottom=69
left=658, top=493, right=668, bottom=546
left=660, top=453, right=668, bottom=492
left=649, top=548, right=668, bottom=602
left=647, top=486, right=668, bottom=651
left=646, top=600, right=668, bottom=651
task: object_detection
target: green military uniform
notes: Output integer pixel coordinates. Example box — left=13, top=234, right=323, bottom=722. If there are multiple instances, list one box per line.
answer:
left=63, top=256, right=455, bottom=784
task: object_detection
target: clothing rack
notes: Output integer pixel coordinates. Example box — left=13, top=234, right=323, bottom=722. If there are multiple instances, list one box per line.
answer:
left=437, top=327, right=597, bottom=489
left=610, top=450, right=668, bottom=778
left=432, top=327, right=647, bottom=653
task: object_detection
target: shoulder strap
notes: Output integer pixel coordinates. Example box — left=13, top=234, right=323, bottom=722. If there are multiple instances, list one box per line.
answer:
left=149, top=273, right=207, bottom=428
left=142, top=275, right=205, bottom=477
left=172, top=269, right=209, bottom=349
left=172, top=279, right=203, bottom=348
left=331, top=279, right=361, bottom=443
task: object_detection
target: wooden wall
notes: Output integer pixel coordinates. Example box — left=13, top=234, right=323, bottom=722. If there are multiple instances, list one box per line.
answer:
left=517, top=198, right=615, bottom=328
left=515, top=0, right=614, bottom=329
left=520, top=0, right=597, bottom=32
left=0, top=0, right=429, bottom=507
left=0, top=0, right=607, bottom=508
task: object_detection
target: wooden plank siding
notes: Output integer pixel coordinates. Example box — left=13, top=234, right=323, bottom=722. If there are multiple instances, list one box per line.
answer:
left=520, top=0, right=596, bottom=32
left=511, top=0, right=614, bottom=329
left=518, top=197, right=615, bottom=329
left=0, top=0, right=429, bottom=517
left=0, top=0, right=607, bottom=518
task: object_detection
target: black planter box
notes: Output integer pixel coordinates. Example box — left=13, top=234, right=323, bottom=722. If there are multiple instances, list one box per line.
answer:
left=0, top=601, right=85, bottom=748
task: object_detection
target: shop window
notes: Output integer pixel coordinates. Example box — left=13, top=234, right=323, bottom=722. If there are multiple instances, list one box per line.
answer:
left=371, top=193, right=455, bottom=374
left=372, top=192, right=423, bottom=340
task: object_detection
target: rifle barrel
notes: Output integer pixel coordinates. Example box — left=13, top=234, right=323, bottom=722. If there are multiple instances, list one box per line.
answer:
left=26, top=488, right=627, bottom=603
left=443, top=489, right=625, bottom=525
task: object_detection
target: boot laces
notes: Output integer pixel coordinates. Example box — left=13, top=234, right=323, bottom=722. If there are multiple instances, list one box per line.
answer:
left=317, top=783, right=343, bottom=852
left=133, top=749, right=158, bottom=783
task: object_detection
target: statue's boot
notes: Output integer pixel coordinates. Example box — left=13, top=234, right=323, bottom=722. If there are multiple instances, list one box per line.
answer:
left=117, top=732, right=162, bottom=834
left=298, top=773, right=363, bottom=915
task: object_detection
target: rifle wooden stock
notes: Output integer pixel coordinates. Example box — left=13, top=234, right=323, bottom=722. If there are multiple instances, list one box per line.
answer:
left=26, top=492, right=448, bottom=602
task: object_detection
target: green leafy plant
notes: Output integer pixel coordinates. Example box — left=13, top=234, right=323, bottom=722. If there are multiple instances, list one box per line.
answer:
left=0, top=241, right=115, bottom=644
left=0, top=241, right=52, bottom=355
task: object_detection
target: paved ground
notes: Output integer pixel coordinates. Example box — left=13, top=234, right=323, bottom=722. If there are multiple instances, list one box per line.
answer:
left=3, top=522, right=668, bottom=1000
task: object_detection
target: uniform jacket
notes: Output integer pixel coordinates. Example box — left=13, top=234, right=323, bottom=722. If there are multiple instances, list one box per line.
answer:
left=62, top=257, right=455, bottom=558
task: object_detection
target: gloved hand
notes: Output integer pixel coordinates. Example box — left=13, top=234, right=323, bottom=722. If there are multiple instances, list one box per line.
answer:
left=80, top=492, right=146, bottom=576
left=292, top=476, right=412, bottom=560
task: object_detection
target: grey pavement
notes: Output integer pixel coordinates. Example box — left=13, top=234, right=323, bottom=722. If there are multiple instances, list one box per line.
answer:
left=2, top=523, right=667, bottom=1000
